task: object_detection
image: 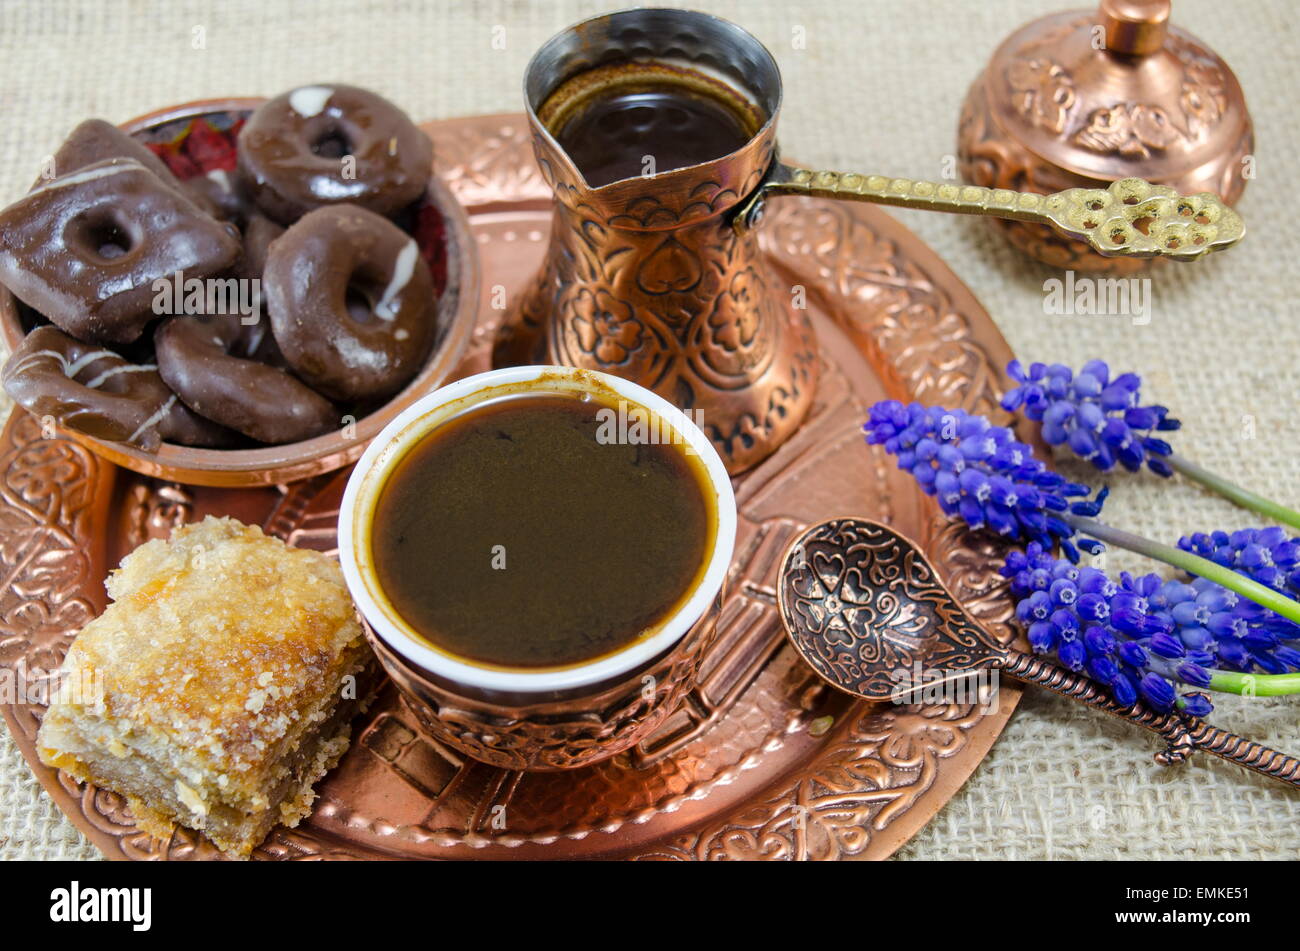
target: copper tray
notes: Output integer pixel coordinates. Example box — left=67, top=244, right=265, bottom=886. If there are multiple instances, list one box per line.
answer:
left=0, top=113, right=1028, bottom=860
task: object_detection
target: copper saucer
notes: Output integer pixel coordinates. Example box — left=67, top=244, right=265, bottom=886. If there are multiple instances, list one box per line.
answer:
left=0, top=114, right=1030, bottom=860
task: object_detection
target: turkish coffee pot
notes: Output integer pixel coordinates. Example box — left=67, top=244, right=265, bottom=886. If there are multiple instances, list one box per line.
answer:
left=494, top=8, right=1245, bottom=474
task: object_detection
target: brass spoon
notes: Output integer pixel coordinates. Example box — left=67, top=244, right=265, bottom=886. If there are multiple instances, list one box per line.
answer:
left=739, top=170, right=1243, bottom=261
left=777, top=517, right=1300, bottom=788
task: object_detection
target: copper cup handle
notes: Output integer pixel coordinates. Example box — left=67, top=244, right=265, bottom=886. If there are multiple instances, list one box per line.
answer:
left=737, top=162, right=1245, bottom=262
left=1000, top=650, right=1300, bottom=788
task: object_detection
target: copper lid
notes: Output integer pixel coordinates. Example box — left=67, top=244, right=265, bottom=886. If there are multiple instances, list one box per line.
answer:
left=976, top=0, right=1253, bottom=200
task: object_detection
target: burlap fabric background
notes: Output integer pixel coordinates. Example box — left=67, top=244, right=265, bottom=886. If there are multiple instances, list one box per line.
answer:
left=0, top=0, right=1295, bottom=861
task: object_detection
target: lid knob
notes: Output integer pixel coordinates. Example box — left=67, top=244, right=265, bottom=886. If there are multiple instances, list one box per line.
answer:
left=1102, top=0, right=1171, bottom=56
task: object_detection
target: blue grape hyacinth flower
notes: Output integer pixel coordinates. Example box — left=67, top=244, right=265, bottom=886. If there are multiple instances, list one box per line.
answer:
left=863, top=400, right=1300, bottom=638
left=1001, top=358, right=1300, bottom=534
left=1000, top=359, right=1179, bottom=476
left=1005, top=540, right=1300, bottom=714
left=1003, top=543, right=1220, bottom=715
left=1179, top=527, right=1300, bottom=598
left=864, top=401, right=1107, bottom=562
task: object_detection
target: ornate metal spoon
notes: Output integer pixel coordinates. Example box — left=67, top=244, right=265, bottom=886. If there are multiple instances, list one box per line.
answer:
left=777, top=517, right=1300, bottom=788
left=739, top=171, right=1243, bottom=261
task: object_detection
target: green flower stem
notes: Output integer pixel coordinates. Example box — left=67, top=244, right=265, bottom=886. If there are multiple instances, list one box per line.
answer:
left=1205, top=669, right=1300, bottom=697
left=1167, top=453, right=1300, bottom=532
left=1065, top=515, right=1300, bottom=627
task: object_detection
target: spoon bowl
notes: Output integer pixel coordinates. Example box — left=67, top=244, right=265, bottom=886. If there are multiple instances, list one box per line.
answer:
left=776, top=516, right=1005, bottom=703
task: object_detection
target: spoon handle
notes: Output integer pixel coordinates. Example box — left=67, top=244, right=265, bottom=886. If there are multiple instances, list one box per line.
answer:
left=1000, top=650, right=1300, bottom=788
left=758, top=163, right=1244, bottom=261
left=1176, top=723, right=1300, bottom=786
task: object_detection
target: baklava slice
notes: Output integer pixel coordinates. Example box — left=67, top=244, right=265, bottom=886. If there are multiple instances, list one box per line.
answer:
left=37, top=516, right=375, bottom=858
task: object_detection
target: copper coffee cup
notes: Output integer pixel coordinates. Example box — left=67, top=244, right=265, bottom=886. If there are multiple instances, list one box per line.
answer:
left=338, top=365, right=737, bottom=771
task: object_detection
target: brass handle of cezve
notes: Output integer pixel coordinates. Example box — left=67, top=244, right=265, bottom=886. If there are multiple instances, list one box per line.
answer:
left=742, top=162, right=1245, bottom=261
left=1000, top=649, right=1300, bottom=788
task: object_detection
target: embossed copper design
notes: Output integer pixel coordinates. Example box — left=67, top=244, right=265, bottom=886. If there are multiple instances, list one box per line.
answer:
left=372, top=596, right=720, bottom=772
left=0, top=99, right=479, bottom=488
left=958, top=0, right=1254, bottom=271
left=0, top=113, right=1049, bottom=861
left=780, top=518, right=1300, bottom=788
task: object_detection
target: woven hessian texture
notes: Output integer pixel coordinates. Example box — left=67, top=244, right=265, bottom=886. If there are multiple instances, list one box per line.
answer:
left=0, top=0, right=1296, bottom=861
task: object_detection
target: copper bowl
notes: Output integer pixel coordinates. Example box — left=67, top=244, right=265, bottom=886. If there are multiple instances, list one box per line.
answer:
left=0, top=97, right=478, bottom=487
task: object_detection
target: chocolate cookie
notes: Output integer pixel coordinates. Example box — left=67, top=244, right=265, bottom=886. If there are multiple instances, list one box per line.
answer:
left=42, top=118, right=184, bottom=196
left=237, top=84, right=432, bottom=224
left=155, top=316, right=338, bottom=444
left=2, top=325, right=231, bottom=449
left=262, top=204, right=435, bottom=403
left=0, top=159, right=241, bottom=344
left=235, top=213, right=285, bottom=282
left=183, top=168, right=254, bottom=225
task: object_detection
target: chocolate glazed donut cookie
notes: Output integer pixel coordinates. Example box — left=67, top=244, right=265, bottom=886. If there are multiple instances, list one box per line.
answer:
left=156, top=317, right=338, bottom=444
left=263, top=205, right=436, bottom=403
left=237, top=84, right=433, bottom=225
left=0, top=159, right=240, bottom=344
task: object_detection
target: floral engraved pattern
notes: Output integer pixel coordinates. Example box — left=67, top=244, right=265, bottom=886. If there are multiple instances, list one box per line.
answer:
left=125, top=482, right=193, bottom=549
left=1073, top=103, right=1181, bottom=159
left=1180, top=57, right=1227, bottom=136
left=1005, top=22, right=1233, bottom=155
left=1008, top=57, right=1077, bottom=134
left=779, top=519, right=1004, bottom=701
left=0, top=416, right=104, bottom=674
left=644, top=700, right=992, bottom=861
left=431, top=119, right=550, bottom=205
left=570, top=287, right=646, bottom=365
left=697, top=265, right=779, bottom=383
left=635, top=236, right=703, bottom=295
left=762, top=199, right=1009, bottom=418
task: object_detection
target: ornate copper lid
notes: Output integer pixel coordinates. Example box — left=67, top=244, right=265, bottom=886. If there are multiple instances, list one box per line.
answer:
left=959, top=0, right=1253, bottom=270
left=989, top=0, right=1251, bottom=193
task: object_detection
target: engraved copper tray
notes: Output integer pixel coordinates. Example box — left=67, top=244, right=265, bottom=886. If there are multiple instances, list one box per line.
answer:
left=0, top=114, right=1028, bottom=860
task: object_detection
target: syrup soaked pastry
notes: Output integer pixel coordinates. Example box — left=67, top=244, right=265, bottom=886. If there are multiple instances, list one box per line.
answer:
left=263, top=204, right=435, bottom=402
left=155, top=316, right=337, bottom=445
left=37, top=516, right=377, bottom=858
left=1, top=325, right=232, bottom=449
left=237, top=84, right=433, bottom=224
left=0, top=159, right=241, bottom=344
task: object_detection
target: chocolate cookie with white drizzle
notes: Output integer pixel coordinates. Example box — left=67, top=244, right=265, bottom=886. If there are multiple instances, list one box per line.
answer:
left=2, top=325, right=232, bottom=449
left=237, top=84, right=432, bottom=224
left=0, top=158, right=240, bottom=344
left=262, top=204, right=435, bottom=403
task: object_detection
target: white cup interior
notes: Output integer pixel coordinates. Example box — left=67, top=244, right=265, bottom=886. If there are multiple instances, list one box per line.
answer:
left=338, top=365, right=737, bottom=694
